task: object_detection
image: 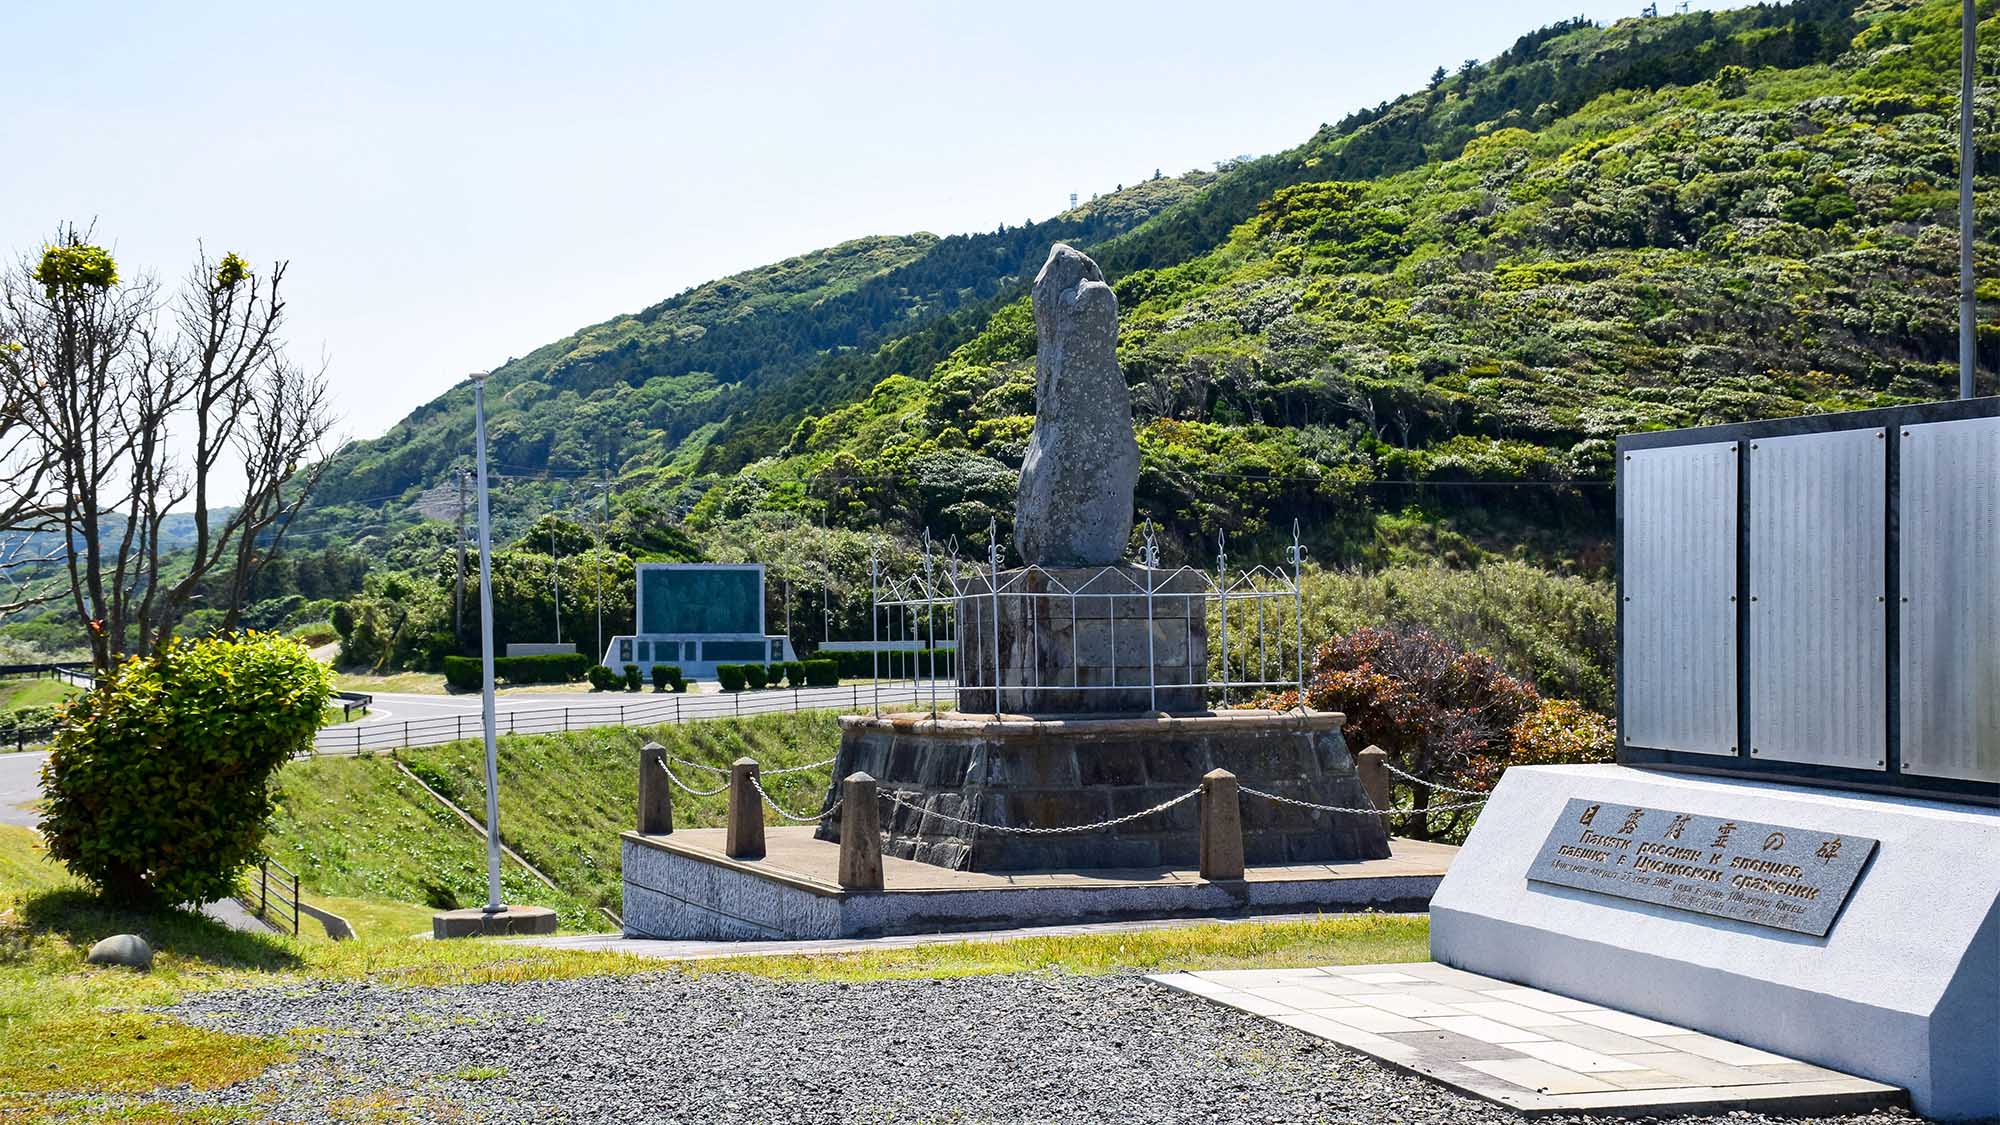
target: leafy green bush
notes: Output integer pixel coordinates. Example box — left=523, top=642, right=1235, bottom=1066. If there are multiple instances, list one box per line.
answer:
left=443, top=655, right=481, bottom=691
left=40, top=633, right=332, bottom=906
left=716, top=664, right=747, bottom=693
left=651, top=664, right=679, bottom=692
left=622, top=664, right=642, bottom=692
left=587, top=664, right=618, bottom=692
left=1510, top=698, right=1616, bottom=766
left=0, top=703, right=63, bottom=748
left=743, top=663, right=770, bottom=690
left=826, top=648, right=957, bottom=680
left=782, top=661, right=807, bottom=688
left=444, top=652, right=590, bottom=690
left=804, top=659, right=839, bottom=687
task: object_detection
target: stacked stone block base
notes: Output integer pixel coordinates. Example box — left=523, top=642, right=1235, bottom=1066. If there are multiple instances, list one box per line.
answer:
left=956, top=565, right=1208, bottom=714
left=816, top=709, right=1390, bottom=871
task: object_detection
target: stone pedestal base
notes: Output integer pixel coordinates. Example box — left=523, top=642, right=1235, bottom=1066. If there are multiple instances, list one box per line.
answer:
left=1431, top=764, right=2000, bottom=1119
left=431, top=905, right=559, bottom=939
left=956, top=565, right=1207, bottom=715
left=815, top=709, right=1390, bottom=871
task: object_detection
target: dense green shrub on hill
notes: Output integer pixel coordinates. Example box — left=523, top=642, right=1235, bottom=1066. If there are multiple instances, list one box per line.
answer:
left=1298, top=561, right=1617, bottom=710
left=443, top=652, right=590, bottom=689
left=40, top=634, right=331, bottom=906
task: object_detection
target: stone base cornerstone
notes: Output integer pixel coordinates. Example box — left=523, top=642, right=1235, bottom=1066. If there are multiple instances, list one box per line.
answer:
left=1430, top=764, right=1999, bottom=1119
left=815, top=709, right=1391, bottom=871
left=955, top=564, right=1207, bottom=715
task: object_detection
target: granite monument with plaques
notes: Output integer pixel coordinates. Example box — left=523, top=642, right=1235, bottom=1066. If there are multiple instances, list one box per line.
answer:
left=815, top=244, right=1389, bottom=872
left=1430, top=399, right=2000, bottom=1119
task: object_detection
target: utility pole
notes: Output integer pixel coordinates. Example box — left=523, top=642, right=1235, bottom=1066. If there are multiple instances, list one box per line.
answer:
left=454, top=470, right=468, bottom=649
left=596, top=460, right=610, bottom=662
left=550, top=521, right=561, bottom=644
left=1961, top=0, right=1980, bottom=400
left=471, top=374, right=505, bottom=914
left=431, top=373, right=554, bottom=939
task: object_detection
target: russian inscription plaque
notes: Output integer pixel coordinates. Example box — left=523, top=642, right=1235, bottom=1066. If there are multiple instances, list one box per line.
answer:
left=1526, top=797, right=1877, bottom=936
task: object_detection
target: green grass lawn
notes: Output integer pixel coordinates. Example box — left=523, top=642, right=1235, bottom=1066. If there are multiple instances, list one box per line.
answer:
left=0, top=677, right=78, bottom=714
left=0, top=820, right=1430, bottom=1113
left=266, top=756, right=605, bottom=931
left=396, top=711, right=843, bottom=918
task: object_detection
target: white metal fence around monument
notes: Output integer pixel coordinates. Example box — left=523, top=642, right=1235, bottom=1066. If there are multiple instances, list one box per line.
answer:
left=309, top=682, right=941, bottom=755
left=870, top=519, right=1313, bottom=716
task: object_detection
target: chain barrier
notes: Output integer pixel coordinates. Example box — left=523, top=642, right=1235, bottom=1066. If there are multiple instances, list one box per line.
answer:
left=749, top=775, right=844, bottom=823
left=877, top=786, right=1200, bottom=836
left=762, top=756, right=839, bottom=776
left=668, top=752, right=832, bottom=768
left=1380, top=760, right=1493, bottom=798
left=656, top=758, right=729, bottom=797
left=1239, top=784, right=1489, bottom=815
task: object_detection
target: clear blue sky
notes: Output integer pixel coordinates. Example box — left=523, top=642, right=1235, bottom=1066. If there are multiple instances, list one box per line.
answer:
left=5, top=1, right=1741, bottom=450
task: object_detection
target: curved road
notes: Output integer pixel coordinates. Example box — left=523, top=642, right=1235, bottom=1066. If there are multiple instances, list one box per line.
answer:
left=0, top=750, right=45, bottom=827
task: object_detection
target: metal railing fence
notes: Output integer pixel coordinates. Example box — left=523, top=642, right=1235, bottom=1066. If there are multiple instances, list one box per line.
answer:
left=310, top=681, right=939, bottom=754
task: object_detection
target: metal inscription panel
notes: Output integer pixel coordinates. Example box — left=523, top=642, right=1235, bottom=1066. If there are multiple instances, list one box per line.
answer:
left=1899, top=416, right=1999, bottom=783
left=1622, top=442, right=1738, bottom=756
left=1748, top=429, right=1886, bottom=770
left=1527, top=797, right=1878, bottom=936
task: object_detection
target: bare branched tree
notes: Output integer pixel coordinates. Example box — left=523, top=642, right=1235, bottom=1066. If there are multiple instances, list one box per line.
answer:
left=0, top=227, right=337, bottom=670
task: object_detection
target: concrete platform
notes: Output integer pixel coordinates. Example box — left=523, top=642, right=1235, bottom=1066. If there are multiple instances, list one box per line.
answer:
left=622, top=826, right=1454, bottom=940
left=1150, top=961, right=1906, bottom=1117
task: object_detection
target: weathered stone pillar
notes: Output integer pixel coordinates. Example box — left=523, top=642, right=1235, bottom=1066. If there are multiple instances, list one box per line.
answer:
left=838, top=772, right=883, bottom=891
left=638, top=741, right=673, bottom=835
left=1357, top=746, right=1393, bottom=836
left=726, top=757, right=765, bottom=859
left=1199, top=768, right=1244, bottom=881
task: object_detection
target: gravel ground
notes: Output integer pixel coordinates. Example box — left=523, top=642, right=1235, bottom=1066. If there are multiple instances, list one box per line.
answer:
left=138, top=972, right=1922, bottom=1125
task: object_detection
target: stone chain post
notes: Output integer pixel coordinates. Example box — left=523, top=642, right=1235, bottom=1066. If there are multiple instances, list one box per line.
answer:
left=1199, top=768, right=1245, bottom=881
left=638, top=741, right=674, bottom=835
left=726, top=756, right=766, bottom=859
left=837, top=772, right=884, bottom=892
left=1356, top=746, right=1393, bottom=836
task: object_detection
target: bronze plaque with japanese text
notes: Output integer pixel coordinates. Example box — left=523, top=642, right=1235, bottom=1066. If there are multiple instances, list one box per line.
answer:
left=1526, top=798, right=1877, bottom=936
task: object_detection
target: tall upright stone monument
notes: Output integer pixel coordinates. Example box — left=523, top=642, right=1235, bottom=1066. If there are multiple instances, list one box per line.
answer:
left=819, top=243, right=1389, bottom=872
left=1013, top=243, right=1138, bottom=568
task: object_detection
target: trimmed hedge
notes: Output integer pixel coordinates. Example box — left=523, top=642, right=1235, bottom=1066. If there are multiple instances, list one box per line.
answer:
left=743, top=663, right=770, bottom=690
left=652, top=664, right=685, bottom=692
left=622, top=664, right=642, bottom=692
left=826, top=648, right=955, bottom=680
left=782, top=661, right=807, bottom=688
left=586, top=664, right=617, bottom=691
left=716, top=664, right=747, bottom=692
left=444, top=652, right=591, bottom=690
left=804, top=658, right=839, bottom=687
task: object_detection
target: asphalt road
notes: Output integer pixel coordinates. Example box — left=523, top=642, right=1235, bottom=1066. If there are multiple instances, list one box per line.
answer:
left=0, top=749, right=46, bottom=827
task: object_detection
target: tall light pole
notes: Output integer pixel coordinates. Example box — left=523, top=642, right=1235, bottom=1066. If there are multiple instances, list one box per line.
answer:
left=1961, top=0, right=1980, bottom=400
left=432, top=372, right=555, bottom=938
left=471, top=372, right=506, bottom=916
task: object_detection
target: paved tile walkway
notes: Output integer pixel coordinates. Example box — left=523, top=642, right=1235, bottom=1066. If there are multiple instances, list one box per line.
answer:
left=1150, top=961, right=1904, bottom=1115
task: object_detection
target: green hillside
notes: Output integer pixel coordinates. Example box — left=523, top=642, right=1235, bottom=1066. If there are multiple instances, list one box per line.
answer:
left=12, top=0, right=1988, bottom=688
left=306, top=174, right=1217, bottom=528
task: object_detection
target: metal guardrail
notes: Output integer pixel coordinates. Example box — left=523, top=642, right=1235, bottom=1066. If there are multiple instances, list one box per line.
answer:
left=331, top=690, right=372, bottom=721
left=238, top=856, right=301, bottom=936
left=310, top=682, right=943, bottom=754
left=0, top=662, right=97, bottom=689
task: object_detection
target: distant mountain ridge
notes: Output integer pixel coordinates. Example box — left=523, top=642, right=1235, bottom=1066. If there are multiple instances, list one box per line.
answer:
left=299, top=0, right=1992, bottom=564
